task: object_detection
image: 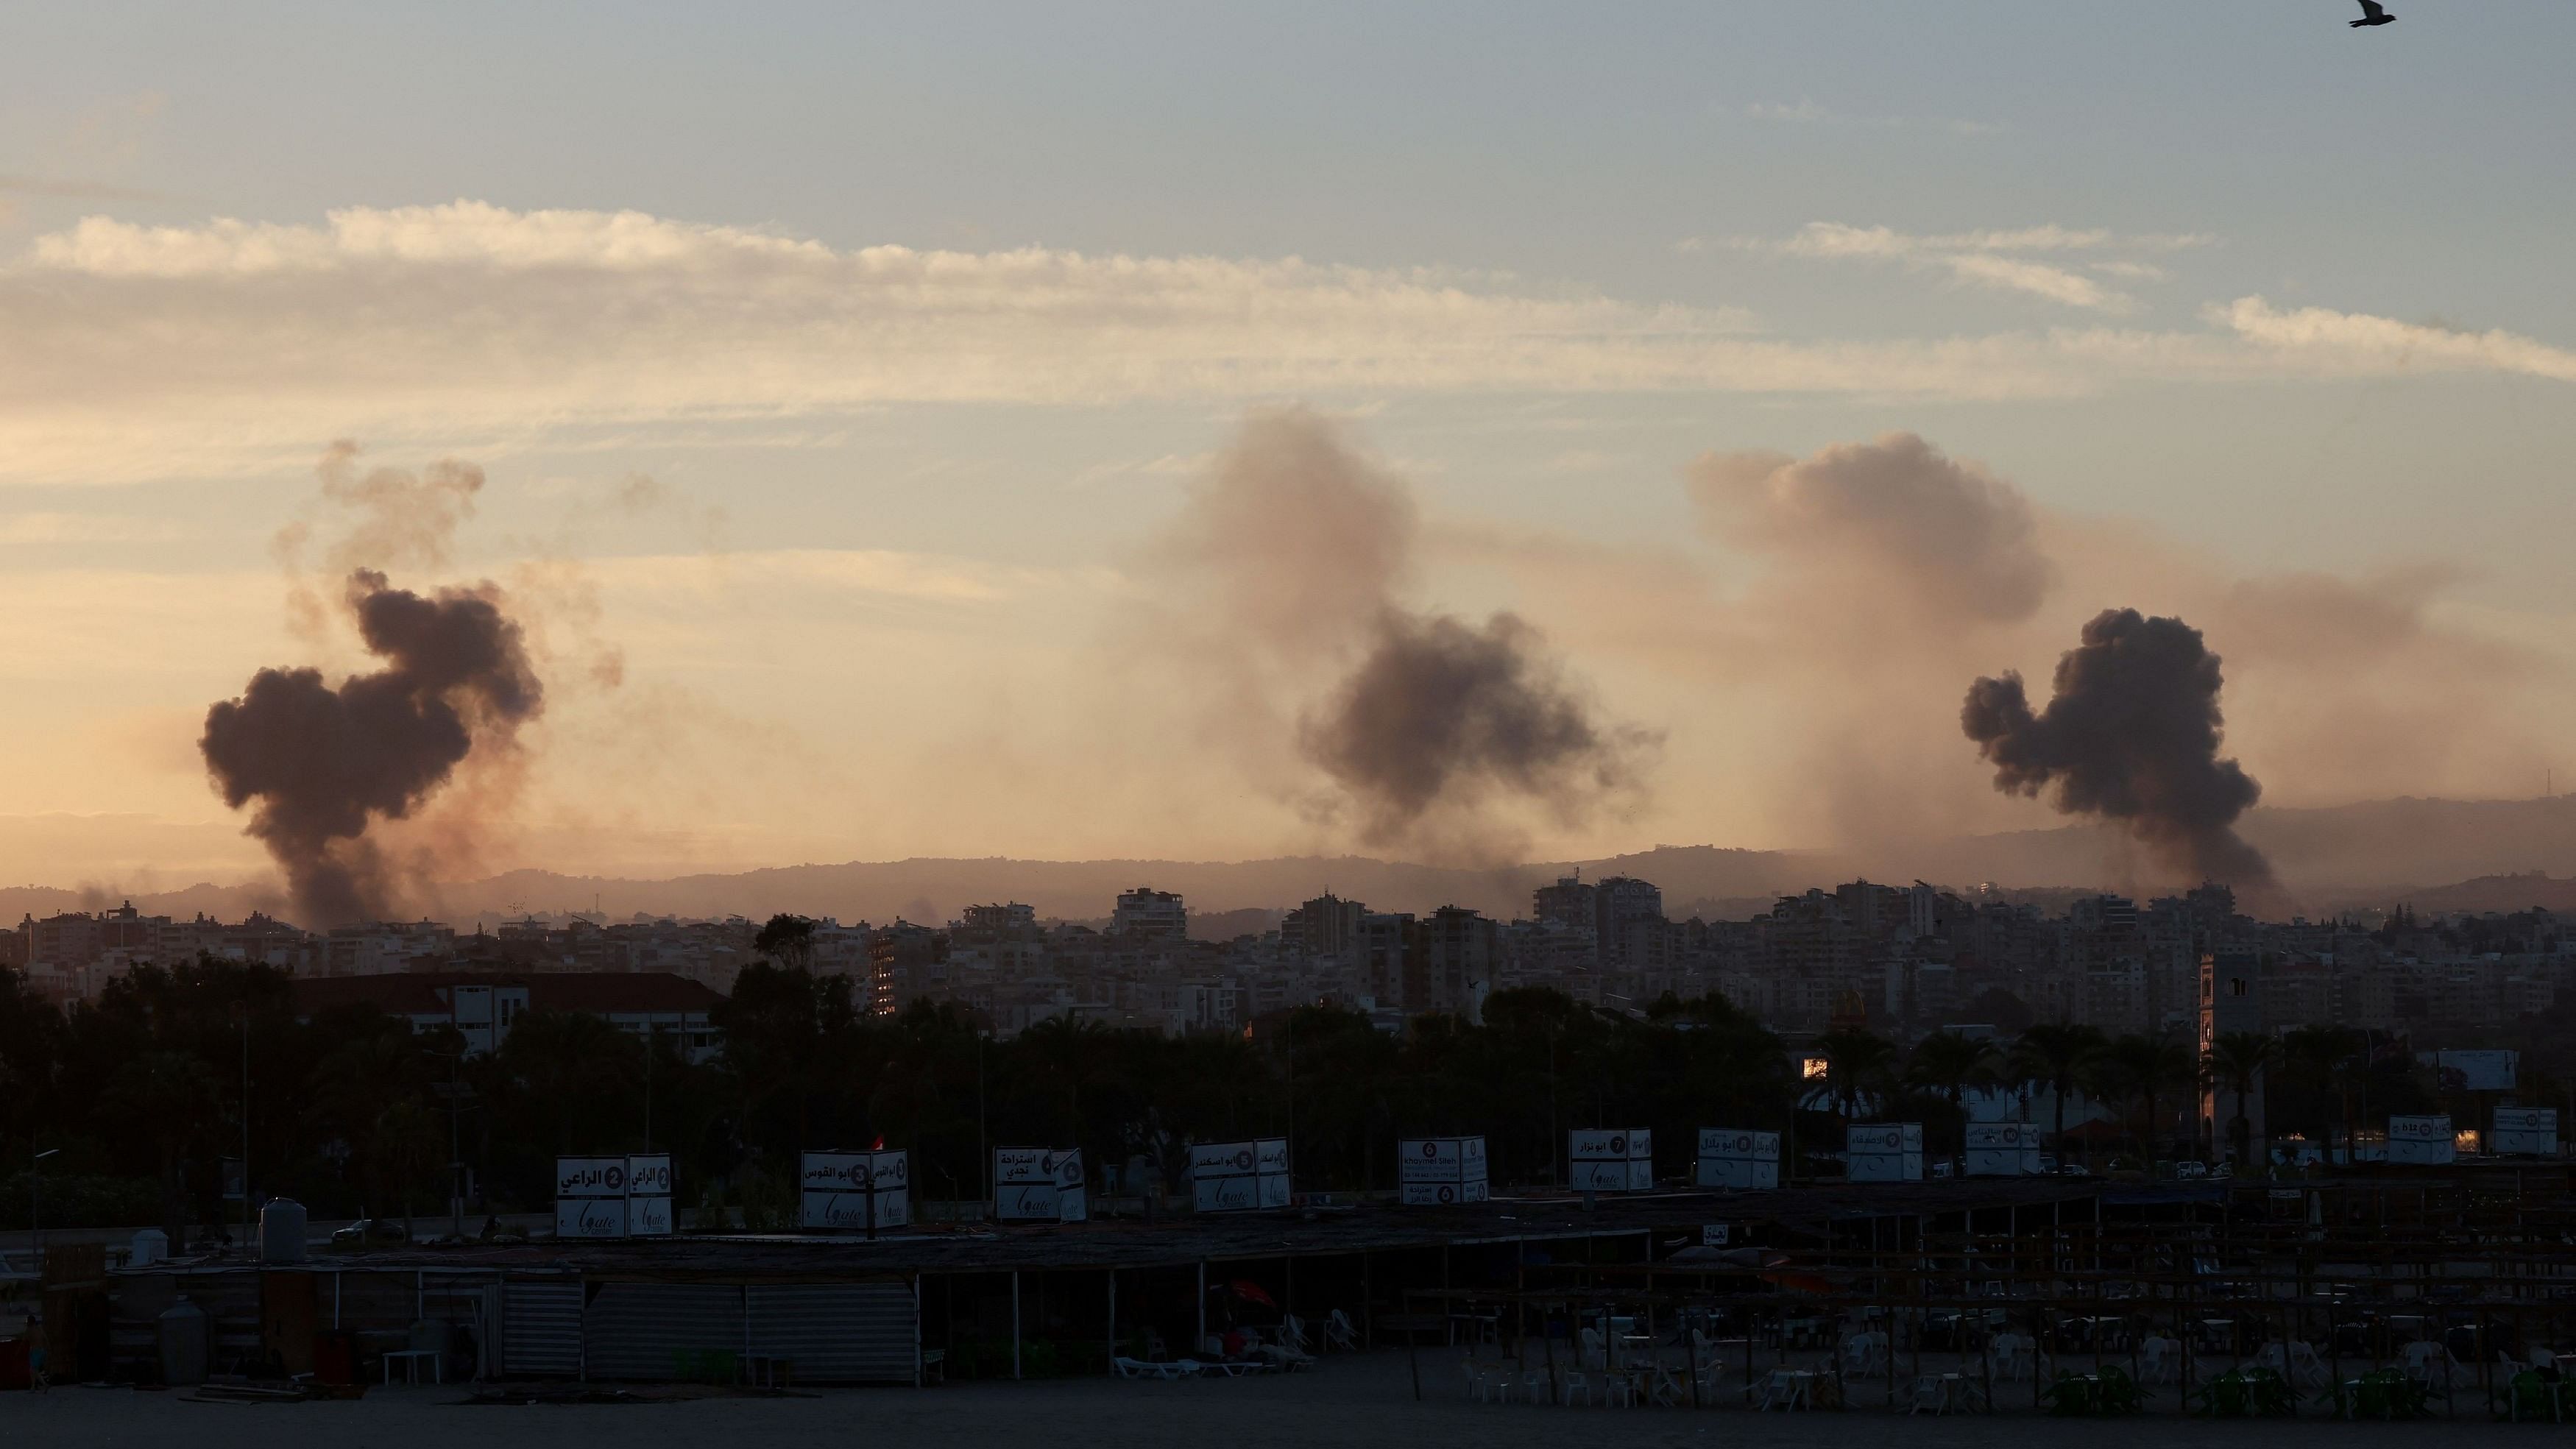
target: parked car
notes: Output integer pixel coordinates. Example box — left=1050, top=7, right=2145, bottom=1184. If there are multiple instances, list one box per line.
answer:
left=330, top=1217, right=411, bottom=1246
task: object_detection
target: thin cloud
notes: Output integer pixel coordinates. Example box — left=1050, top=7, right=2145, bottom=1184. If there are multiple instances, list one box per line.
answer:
left=1758, top=222, right=2217, bottom=313
left=0, top=202, right=2567, bottom=486
left=2214, top=297, right=2576, bottom=383
left=1941, top=254, right=2131, bottom=313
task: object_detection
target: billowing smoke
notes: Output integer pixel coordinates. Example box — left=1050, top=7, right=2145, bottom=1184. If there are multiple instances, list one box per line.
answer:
left=1961, top=608, right=2274, bottom=890
left=1690, top=432, right=2052, bottom=628
left=202, top=568, right=543, bottom=926
left=1150, top=408, right=1650, bottom=851
left=1303, top=610, right=1637, bottom=843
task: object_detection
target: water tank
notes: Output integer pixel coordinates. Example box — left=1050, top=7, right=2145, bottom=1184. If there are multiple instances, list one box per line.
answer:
left=130, top=1228, right=169, bottom=1266
left=259, top=1199, right=309, bottom=1263
left=158, top=1301, right=209, bottom=1386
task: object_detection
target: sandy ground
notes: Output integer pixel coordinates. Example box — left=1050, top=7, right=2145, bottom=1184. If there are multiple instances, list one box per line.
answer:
left=0, top=1350, right=2518, bottom=1449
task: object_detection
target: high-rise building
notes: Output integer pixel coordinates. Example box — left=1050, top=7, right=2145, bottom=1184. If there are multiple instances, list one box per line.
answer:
left=958, top=902, right=1037, bottom=933
left=1359, top=911, right=1414, bottom=1006
left=1111, top=887, right=1188, bottom=940
left=868, top=921, right=950, bottom=1016
left=1405, top=905, right=1497, bottom=1017
left=1282, top=893, right=1367, bottom=960
left=1593, top=876, right=1663, bottom=966
left=1532, top=875, right=1596, bottom=932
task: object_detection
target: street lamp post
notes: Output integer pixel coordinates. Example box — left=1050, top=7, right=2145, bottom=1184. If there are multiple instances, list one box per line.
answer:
left=32, top=1145, right=61, bottom=1271
left=239, top=1009, right=252, bottom=1247
left=448, top=1040, right=464, bottom=1240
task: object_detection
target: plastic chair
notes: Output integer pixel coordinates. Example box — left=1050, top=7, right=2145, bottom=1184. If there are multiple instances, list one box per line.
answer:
left=1325, top=1309, right=1359, bottom=1353
left=1752, top=1368, right=1794, bottom=1411
left=1602, top=1370, right=1636, bottom=1408
left=1561, top=1369, right=1593, bottom=1406
left=1577, top=1326, right=1608, bottom=1371
left=2499, top=1370, right=2558, bottom=1423
left=1461, top=1358, right=1495, bottom=1402
left=2139, top=1336, right=2179, bottom=1386
left=2286, top=1340, right=2330, bottom=1391
left=1842, top=1331, right=1888, bottom=1379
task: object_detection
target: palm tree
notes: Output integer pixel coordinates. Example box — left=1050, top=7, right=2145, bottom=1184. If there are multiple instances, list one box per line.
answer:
left=2204, top=1032, right=2279, bottom=1169
left=2092, top=1030, right=2193, bottom=1164
left=105, top=1050, right=221, bottom=1244
left=1906, top=1031, right=1999, bottom=1166
left=2279, top=1025, right=2354, bottom=1148
left=1814, top=1027, right=1899, bottom=1127
left=367, top=1098, right=446, bottom=1239
left=2009, top=1024, right=2106, bottom=1158
left=1012, top=1014, right=1113, bottom=1146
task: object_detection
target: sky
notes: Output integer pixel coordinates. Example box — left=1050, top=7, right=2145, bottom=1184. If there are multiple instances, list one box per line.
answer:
left=3, top=2, right=2572, bottom=896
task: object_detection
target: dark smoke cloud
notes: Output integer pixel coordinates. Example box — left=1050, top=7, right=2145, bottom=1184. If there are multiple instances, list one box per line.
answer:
left=1150, top=408, right=1650, bottom=850
left=202, top=569, right=543, bottom=926
left=1302, top=609, right=1644, bottom=844
left=1961, top=607, right=2274, bottom=890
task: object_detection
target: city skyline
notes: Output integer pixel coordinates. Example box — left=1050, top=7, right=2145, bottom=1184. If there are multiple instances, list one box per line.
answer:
left=10, top=9, right=2576, bottom=1414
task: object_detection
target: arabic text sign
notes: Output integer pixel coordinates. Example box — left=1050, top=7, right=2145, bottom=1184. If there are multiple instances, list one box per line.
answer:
left=1568, top=1128, right=1652, bottom=1162
left=2492, top=1107, right=2559, bottom=1157
left=555, top=1157, right=628, bottom=1200
left=1398, top=1137, right=1488, bottom=1185
left=2387, top=1115, right=2455, bottom=1166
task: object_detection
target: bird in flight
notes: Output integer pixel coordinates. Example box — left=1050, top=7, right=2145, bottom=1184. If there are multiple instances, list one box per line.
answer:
left=2350, top=1, right=2395, bottom=26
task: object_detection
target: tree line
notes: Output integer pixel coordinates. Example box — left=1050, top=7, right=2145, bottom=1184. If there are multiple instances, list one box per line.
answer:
left=0, top=952, right=2491, bottom=1238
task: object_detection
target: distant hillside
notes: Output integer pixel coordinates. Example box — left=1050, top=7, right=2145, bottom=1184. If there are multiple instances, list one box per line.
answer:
left=2378, top=872, right=2576, bottom=916
left=1830, top=796, right=2576, bottom=910
left=425, top=844, right=1809, bottom=927
left=0, top=880, right=282, bottom=926
left=6, top=796, right=2572, bottom=930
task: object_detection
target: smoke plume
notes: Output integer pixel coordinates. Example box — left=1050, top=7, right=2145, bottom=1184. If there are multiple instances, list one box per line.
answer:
left=1961, top=607, right=2274, bottom=889
left=1690, top=432, right=2052, bottom=628
left=1150, top=408, right=1650, bottom=851
left=202, top=568, right=543, bottom=926
left=1303, top=610, right=1639, bottom=843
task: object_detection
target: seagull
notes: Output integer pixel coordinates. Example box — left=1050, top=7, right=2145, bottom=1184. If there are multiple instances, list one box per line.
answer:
left=2350, top=1, right=2395, bottom=26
